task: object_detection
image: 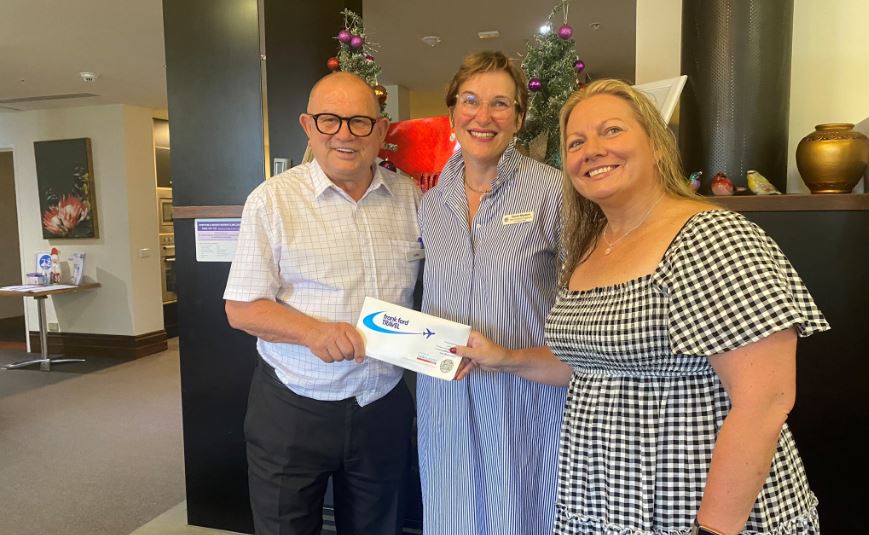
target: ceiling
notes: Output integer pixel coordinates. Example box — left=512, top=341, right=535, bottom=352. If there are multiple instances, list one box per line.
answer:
left=0, top=0, right=635, bottom=113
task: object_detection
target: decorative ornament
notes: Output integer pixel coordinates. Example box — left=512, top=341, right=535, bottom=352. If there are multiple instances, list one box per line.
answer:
left=687, top=171, right=702, bottom=192
left=379, top=159, right=397, bottom=172
left=710, top=172, right=735, bottom=196
left=326, top=57, right=340, bottom=71
left=373, top=84, right=388, bottom=105
left=796, top=123, right=869, bottom=193
left=558, top=24, right=574, bottom=40
left=746, top=170, right=782, bottom=195
left=331, top=9, right=382, bottom=98
left=528, top=78, right=543, bottom=92
left=574, top=59, right=586, bottom=73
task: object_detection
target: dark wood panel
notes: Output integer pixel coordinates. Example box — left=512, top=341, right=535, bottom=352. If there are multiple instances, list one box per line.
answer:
left=173, top=218, right=256, bottom=533
left=28, top=329, right=168, bottom=358
left=263, top=0, right=361, bottom=167
left=162, top=0, right=266, bottom=208
left=743, top=210, right=868, bottom=534
left=162, top=0, right=265, bottom=531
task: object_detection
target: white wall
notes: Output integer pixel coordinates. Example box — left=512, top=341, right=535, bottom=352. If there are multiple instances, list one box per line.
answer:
left=635, top=0, right=683, bottom=84
left=0, top=104, right=163, bottom=338
left=787, top=0, right=869, bottom=192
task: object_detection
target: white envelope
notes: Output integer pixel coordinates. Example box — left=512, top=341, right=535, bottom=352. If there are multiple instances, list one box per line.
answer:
left=356, top=297, right=469, bottom=380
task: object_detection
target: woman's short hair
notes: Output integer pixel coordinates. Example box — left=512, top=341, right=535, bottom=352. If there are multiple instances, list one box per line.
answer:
left=445, top=51, right=528, bottom=127
left=557, top=79, right=695, bottom=285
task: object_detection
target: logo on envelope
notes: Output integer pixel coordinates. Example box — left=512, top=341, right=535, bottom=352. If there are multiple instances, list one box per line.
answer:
left=362, top=311, right=436, bottom=339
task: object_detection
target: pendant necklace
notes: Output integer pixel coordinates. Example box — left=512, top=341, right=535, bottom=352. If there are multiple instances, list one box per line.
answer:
left=602, top=194, right=665, bottom=256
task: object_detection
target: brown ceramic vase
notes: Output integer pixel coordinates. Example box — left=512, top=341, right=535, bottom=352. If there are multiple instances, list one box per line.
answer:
left=796, top=123, right=869, bottom=194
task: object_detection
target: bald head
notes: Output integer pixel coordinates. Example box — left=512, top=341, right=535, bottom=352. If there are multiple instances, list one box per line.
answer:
left=299, top=71, right=389, bottom=193
left=307, top=72, right=380, bottom=116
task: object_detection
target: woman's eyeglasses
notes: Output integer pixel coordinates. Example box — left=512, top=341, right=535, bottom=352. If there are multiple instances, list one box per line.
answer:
left=455, top=93, right=517, bottom=118
left=307, top=113, right=378, bottom=137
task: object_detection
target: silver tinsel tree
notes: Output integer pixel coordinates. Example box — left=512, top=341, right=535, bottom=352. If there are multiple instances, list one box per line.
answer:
left=517, top=0, right=586, bottom=169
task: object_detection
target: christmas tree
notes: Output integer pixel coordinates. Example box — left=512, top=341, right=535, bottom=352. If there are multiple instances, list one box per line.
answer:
left=517, top=0, right=587, bottom=169
left=327, top=9, right=387, bottom=112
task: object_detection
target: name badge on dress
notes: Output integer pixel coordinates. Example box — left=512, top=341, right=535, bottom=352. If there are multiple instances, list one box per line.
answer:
left=502, top=211, right=534, bottom=225
left=406, top=249, right=425, bottom=261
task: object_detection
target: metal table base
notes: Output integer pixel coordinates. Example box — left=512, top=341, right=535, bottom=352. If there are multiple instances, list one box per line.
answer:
left=2, top=294, right=85, bottom=371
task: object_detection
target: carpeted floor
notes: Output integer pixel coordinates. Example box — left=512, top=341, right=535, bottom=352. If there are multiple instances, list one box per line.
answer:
left=0, top=338, right=186, bottom=535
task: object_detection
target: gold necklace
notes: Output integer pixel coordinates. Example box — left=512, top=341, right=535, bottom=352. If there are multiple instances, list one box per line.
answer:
left=602, top=194, right=665, bottom=256
left=464, top=181, right=491, bottom=196
left=463, top=173, right=492, bottom=196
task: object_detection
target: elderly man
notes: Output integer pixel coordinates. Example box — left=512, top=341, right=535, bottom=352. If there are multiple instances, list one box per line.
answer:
left=224, top=72, right=421, bottom=535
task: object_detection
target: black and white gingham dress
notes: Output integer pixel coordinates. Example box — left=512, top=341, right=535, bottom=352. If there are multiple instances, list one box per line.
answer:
left=545, top=210, right=829, bottom=535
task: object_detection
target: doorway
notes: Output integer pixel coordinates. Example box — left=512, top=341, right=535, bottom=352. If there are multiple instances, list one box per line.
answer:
left=0, top=150, right=25, bottom=350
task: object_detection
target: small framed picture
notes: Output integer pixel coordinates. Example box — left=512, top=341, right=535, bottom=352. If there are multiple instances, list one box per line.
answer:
left=272, top=158, right=289, bottom=177
left=633, top=75, right=688, bottom=124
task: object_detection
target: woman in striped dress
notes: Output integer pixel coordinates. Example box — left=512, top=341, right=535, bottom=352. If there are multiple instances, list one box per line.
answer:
left=416, top=51, right=566, bottom=534
left=455, top=80, right=826, bottom=534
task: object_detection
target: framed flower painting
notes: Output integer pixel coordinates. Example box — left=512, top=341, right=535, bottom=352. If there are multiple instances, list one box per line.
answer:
left=33, top=138, right=99, bottom=239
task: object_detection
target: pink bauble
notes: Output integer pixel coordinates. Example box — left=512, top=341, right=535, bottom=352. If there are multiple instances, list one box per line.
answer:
left=574, top=59, right=586, bottom=73
left=558, top=24, right=573, bottom=40
left=379, top=159, right=397, bottom=172
left=337, top=29, right=352, bottom=44
left=349, top=35, right=364, bottom=49
left=528, top=78, right=543, bottom=92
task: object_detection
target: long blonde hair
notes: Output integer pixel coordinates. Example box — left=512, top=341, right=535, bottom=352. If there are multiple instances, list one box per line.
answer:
left=558, top=79, right=696, bottom=286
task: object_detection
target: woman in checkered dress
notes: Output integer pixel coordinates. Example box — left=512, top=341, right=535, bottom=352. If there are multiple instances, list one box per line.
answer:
left=454, top=79, right=828, bottom=534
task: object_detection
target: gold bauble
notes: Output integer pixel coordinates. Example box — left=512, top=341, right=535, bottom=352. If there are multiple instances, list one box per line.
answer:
left=373, top=84, right=387, bottom=105
left=796, top=123, right=869, bottom=194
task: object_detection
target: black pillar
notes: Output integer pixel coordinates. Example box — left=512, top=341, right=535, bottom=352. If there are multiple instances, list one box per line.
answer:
left=163, top=0, right=361, bottom=532
left=680, top=0, right=794, bottom=192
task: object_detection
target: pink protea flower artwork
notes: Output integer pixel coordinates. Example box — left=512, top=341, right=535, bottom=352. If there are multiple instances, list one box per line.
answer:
left=42, top=194, right=90, bottom=237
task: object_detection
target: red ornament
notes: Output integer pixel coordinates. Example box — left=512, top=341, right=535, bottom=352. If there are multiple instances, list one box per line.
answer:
left=711, top=172, right=735, bottom=196
left=326, top=57, right=340, bottom=71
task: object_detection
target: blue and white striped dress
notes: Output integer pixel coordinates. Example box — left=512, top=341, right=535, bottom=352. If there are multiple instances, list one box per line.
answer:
left=417, top=142, right=567, bottom=534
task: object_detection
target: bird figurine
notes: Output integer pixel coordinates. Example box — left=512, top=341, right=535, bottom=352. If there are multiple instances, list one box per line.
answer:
left=710, top=172, right=734, bottom=196
left=746, top=169, right=781, bottom=195
left=687, top=171, right=702, bottom=192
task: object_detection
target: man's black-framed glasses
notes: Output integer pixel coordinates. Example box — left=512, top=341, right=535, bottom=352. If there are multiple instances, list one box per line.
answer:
left=307, top=113, right=378, bottom=137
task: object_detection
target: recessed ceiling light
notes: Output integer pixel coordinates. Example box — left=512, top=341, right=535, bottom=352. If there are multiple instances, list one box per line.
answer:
left=421, top=35, right=441, bottom=47
left=478, top=30, right=500, bottom=40
left=80, top=71, right=98, bottom=82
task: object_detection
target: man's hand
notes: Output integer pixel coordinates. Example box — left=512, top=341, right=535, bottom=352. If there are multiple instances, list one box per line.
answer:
left=303, top=321, right=366, bottom=363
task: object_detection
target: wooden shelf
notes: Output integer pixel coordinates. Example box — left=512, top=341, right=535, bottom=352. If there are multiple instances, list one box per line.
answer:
left=173, top=205, right=243, bottom=219
left=710, top=193, right=869, bottom=212
left=169, top=195, right=869, bottom=218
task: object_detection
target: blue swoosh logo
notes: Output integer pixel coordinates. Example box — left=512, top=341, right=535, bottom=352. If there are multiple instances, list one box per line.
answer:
left=362, top=311, right=418, bottom=335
